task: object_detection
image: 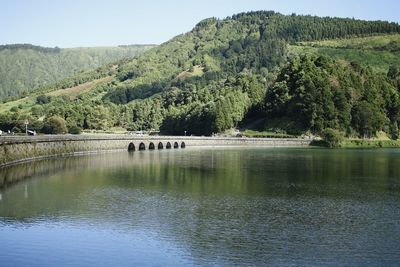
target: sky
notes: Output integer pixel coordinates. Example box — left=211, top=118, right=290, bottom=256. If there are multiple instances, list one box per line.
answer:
left=1, top=0, right=400, bottom=48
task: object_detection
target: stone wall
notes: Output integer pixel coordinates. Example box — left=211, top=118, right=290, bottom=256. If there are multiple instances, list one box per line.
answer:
left=0, top=135, right=312, bottom=166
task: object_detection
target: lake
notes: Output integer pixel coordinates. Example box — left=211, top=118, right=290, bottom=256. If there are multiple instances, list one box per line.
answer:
left=0, top=147, right=399, bottom=266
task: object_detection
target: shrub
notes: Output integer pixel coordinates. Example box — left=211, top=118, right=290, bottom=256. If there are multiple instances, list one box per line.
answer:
left=36, top=94, right=51, bottom=105
left=42, top=116, right=67, bottom=134
left=321, top=128, right=343, bottom=148
left=68, top=125, right=82, bottom=135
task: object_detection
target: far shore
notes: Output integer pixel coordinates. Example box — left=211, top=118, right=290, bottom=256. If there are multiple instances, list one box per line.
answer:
left=1, top=133, right=400, bottom=148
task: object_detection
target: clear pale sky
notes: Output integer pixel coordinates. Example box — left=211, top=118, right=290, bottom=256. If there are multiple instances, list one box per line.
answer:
left=1, top=0, right=400, bottom=48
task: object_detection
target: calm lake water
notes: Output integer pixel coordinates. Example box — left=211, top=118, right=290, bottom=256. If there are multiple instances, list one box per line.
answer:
left=0, top=147, right=399, bottom=266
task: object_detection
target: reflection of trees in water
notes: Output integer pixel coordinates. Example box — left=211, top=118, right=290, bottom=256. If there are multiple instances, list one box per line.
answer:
left=1, top=148, right=399, bottom=196
left=0, top=158, right=70, bottom=189
left=1, top=149, right=399, bottom=222
left=0, top=151, right=176, bottom=189
left=0, top=150, right=259, bottom=221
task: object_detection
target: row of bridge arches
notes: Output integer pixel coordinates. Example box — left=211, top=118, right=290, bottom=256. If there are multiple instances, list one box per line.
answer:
left=128, top=141, right=186, bottom=151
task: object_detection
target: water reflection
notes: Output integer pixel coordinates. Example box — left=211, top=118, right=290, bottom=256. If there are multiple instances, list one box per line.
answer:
left=0, top=148, right=399, bottom=265
left=24, top=184, right=28, bottom=199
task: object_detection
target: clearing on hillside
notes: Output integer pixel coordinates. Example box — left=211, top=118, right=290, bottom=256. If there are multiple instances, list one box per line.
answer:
left=47, top=76, right=113, bottom=99
left=290, top=34, right=400, bottom=73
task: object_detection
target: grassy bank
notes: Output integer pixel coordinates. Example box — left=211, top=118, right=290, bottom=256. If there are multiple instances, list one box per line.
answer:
left=312, top=139, right=400, bottom=148
left=241, top=130, right=294, bottom=138
left=241, top=130, right=399, bottom=148
left=341, top=139, right=400, bottom=148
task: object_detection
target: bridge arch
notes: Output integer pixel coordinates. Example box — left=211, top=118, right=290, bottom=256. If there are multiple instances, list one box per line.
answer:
left=158, top=142, right=163, bottom=149
left=149, top=142, right=155, bottom=150
left=128, top=142, right=135, bottom=151
left=181, top=142, right=186, bottom=148
left=173, top=142, right=179, bottom=149
left=139, top=142, right=146, bottom=151
left=166, top=142, right=171, bottom=149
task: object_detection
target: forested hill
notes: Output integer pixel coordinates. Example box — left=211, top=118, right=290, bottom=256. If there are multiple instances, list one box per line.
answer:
left=105, top=11, right=400, bottom=103
left=1, top=11, right=400, bottom=140
left=0, top=44, right=155, bottom=99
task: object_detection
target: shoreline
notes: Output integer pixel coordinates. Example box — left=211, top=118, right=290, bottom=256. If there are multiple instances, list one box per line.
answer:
left=2, top=134, right=398, bottom=168
left=311, top=138, right=400, bottom=149
left=340, top=139, right=400, bottom=148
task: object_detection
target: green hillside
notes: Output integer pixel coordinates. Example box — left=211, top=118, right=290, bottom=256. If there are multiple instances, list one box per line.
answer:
left=290, top=34, right=400, bottom=73
left=0, top=44, right=155, bottom=99
left=1, top=11, right=400, bottom=140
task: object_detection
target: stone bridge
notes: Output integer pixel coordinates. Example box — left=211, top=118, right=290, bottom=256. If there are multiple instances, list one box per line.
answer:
left=0, top=135, right=313, bottom=166
left=127, top=139, right=186, bottom=151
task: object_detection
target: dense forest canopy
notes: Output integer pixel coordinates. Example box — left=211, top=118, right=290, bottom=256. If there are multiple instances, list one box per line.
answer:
left=265, top=55, right=399, bottom=138
left=0, top=44, right=61, bottom=53
left=1, top=11, right=400, bottom=139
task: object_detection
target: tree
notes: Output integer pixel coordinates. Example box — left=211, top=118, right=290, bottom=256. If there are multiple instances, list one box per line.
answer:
left=388, top=65, right=399, bottom=80
left=42, top=116, right=67, bottom=134
left=265, top=81, right=290, bottom=115
left=36, top=95, right=51, bottom=104
left=31, top=105, right=44, bottom=118
left=389, top=121, right=399, bottom=140
left=321, top=128, right=343, bottom=148
left=352, top=101, right=385, bottom=138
